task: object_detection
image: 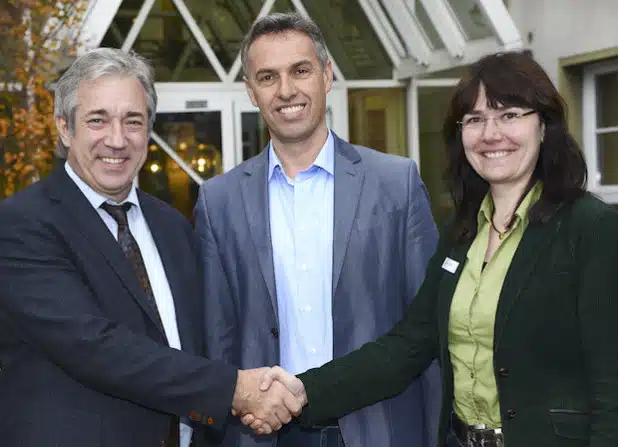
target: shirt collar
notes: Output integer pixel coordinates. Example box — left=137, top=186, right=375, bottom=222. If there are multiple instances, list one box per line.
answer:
left=64, top=162, right=141, bottom=210
left=478, top=180, right=543, bottom=229
left=267, top=130, right=335, bottom=180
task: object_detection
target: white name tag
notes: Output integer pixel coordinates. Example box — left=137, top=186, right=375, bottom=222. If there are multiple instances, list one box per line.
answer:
left=441, top=257, right=459, bottom=274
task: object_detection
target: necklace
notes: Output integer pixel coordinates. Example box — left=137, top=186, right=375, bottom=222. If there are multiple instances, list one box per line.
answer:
left=490, top=218, right=510, bottom=240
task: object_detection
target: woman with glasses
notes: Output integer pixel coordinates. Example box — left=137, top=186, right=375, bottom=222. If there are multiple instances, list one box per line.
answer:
left=247, top=52, right=618, bottom=447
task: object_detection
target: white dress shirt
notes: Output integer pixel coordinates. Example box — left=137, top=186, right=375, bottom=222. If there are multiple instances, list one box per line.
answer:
left=64, top=163, right=192, bottom=446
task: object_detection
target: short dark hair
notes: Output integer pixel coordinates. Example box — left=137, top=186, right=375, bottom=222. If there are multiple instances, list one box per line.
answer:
left=442, top=51, right=587, bottom=243
left=240, top=12, right=328, bottom=77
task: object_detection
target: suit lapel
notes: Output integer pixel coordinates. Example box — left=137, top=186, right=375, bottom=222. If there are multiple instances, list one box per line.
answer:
left=46, top=168, right=166, bottom=336
left=241, top=150, right=278, bottom=322
left=494, top=214, right=563, bottom=350
left=139, top=192, right=195, bottom=351
left=332, top=136, right=364, bottom=295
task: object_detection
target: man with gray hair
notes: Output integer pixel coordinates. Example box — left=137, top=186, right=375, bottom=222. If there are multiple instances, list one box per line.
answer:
left=195, top=12, right=440, bottom=447
left=0, top=48, right=303, bottom=447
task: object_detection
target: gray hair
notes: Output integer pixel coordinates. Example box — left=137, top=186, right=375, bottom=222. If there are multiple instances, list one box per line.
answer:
left=240, top=12, right=329, bottom=78
left=54, top=48, right=157, bottom=158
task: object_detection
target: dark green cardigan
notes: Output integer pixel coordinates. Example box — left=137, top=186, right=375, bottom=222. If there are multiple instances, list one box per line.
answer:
left=299, top=194, right=618, bottom=447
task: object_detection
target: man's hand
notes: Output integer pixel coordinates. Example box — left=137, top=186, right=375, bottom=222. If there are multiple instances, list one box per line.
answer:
left=238, top=366, right=308, bottom=435
left=232, top=367, right=304, bottom=434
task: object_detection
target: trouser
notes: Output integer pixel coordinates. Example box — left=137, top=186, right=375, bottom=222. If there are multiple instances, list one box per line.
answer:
left=277, top=421, right=345, bottom=447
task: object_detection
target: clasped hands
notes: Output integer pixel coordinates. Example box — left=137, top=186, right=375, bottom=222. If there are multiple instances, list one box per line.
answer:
left=232, top=366, right=305, bottom=435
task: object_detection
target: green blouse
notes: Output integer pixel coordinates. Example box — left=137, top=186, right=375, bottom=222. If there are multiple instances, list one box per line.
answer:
left=448, top=182, right=543, bottom=427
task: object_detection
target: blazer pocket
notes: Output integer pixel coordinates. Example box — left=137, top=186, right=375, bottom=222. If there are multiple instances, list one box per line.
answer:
left=549, top=409, right=590, bottom=440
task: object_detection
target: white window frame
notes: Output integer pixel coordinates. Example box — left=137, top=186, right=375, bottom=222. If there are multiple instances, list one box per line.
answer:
left=583, top=59, right=618, bottom=203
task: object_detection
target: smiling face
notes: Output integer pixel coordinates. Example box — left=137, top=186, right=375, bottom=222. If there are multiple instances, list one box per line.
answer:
left=461, top=84, right=544, bottom=190
left=56, top=75, right=149, bottom=202
left=244, top=30, right=333, bottom=148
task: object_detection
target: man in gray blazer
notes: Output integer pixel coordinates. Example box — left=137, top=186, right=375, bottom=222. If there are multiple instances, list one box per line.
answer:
left=194, top=12, right=440, bottom=447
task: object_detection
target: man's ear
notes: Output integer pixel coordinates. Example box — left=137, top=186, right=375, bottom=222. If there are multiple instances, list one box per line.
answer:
left=244, top=78, right=258, bottom=107
left=55, top=116, right=71, bottom=148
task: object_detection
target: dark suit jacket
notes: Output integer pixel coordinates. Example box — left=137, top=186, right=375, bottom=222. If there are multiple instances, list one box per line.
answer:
left=0, top=167, right=238, bottom=447
left=298, top=193, right=618, bottom=447
left=195, top=133, right=441, bottom=447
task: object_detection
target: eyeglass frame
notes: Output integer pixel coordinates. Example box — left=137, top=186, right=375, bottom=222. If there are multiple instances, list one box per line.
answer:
left=457, top=109, right=537, bottom=132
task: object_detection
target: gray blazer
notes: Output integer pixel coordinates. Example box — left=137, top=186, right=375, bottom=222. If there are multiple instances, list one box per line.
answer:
left=195, top=133, right=441, bottom=447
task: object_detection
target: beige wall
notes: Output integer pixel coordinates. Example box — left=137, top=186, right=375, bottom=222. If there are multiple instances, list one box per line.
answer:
left=508, top=0, right=618, bottom=84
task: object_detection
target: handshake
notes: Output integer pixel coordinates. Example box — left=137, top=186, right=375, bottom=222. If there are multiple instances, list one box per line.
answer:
left=231, top=366, right=307, bottom=435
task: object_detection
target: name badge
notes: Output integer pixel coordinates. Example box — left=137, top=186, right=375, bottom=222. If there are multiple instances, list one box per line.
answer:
left=441, top=257, right=459, bottom=274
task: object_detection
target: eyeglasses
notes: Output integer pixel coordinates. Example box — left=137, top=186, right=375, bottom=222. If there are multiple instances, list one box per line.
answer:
left=458, top=110, right=537, bottom=132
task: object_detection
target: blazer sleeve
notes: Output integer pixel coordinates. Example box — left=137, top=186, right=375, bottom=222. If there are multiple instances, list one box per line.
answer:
left=194, top=186, right=239, bottom=366
left=0, top=205, right=238, bottom=429
left=298, top=232, right=449, bottom=425
left=404, top=160, right=442, bottom=447
left=576, top=208, right=618, bottom=446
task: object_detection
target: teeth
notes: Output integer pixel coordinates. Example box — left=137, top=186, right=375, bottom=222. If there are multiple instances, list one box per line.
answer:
left=101, top=157, right=125, bottom=164
left=484, top=151, right=510, bottom=159
left=279, top=105, right=305, bottom=114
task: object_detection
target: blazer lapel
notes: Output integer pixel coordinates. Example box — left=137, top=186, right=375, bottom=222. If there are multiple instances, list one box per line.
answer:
left=46, top=168, right=166, bottom=335
left=332, top=136, right=364, bottom=295
left=436, top=241, right=472, bottom=347
left=494, top=214, right=563, bottom=350
left=139, top=192, right=195, bottom=351
left=241, top=150, right=278, bottom=322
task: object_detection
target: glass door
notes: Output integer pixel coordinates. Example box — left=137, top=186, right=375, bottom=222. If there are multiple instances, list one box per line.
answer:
left=139, top=89, right=233, bottom=219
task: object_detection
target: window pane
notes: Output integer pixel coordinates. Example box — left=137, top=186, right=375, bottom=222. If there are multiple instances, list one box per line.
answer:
left=270, top=0, right=296, bottom=15
left=446, top=0, right=495, bottom=40
left=100, top=0, right=143, bottom=48
left=139, top=140, right=199, bottom=220
left=154, top=111, right=223, bottom=179
left=183, top=0, right=263, bottom=72
left=139, top=110, right=222, bottom=218
left=597, top=131, right=618, bottom=185
left=596, top=70, right=618, bottom=128
left=415, top=0, right=444, bottom=50
left=241, top=111, right=269, bottom=161
left=305, top=0, right=392, bottom=79
left=132, top=0, right=218, bottom=81
left=419, top=86, right=456, bottom=226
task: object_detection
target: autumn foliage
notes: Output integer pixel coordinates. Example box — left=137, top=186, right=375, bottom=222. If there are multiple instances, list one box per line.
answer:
left=0, top=0, right=87, bottom=198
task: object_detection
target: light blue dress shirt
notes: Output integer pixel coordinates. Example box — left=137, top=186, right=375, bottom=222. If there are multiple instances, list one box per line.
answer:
left=269, top=131, right=335, bottom=376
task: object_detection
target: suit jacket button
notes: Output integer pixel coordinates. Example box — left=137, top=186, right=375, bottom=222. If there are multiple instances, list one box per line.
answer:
left=498, top=367, right=509, bottom=378
left=507, top=409, right=516, bottom=419
left=270, top=328, right=279, bottom=339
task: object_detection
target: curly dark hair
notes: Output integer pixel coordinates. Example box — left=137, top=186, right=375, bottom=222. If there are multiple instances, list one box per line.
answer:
left=442, top=51, right=587, bottom=243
